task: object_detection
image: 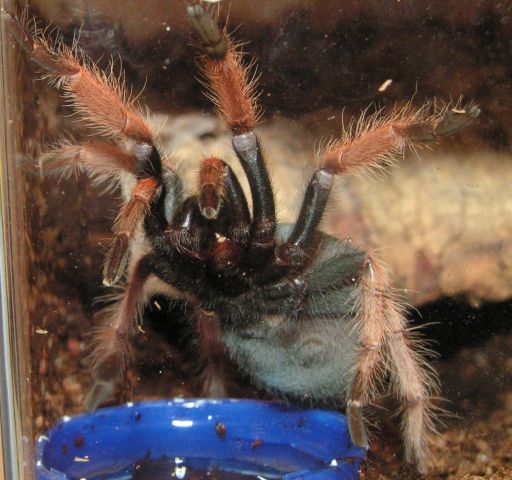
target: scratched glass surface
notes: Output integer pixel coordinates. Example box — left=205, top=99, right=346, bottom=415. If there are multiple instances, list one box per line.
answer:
left=0, top=0, right=511, bottom=479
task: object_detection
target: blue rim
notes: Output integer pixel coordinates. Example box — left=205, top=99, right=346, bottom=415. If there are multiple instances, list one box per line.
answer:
left=35, top=399, right=365, bottom=479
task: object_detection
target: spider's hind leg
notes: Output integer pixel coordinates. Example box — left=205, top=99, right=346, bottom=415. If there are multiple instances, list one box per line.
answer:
left=84, top=253, right=155, bottom=411
left=347, top=253, right=438, bottom=474
left=196, top=308, right=228, bottom=398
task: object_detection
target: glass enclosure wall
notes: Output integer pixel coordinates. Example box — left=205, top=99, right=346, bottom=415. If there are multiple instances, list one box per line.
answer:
left=1, top=0, right=34, bottom=477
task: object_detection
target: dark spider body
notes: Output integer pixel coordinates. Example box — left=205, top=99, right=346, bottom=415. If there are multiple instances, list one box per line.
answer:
left=140, top=131, right=365, bottom=402
left=149, top=219, right=364, bottom=401
left=5, top=3, right=480, bottom=473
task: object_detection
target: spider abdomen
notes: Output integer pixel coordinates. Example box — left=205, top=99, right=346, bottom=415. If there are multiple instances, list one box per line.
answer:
left=222, top=309, right=358, bottom=401
left=220, top=233, right=366, bottom=401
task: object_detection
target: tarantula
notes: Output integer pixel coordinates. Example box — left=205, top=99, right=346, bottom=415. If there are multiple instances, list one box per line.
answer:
left=6, top=3, right=479, bottom=474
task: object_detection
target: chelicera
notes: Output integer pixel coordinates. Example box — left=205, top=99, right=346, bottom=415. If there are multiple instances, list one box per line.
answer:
left=5, top=3, right=479, bottom=473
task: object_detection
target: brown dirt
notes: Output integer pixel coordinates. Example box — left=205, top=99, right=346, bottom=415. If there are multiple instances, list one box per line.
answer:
left=362, top=332, right=512, bottom=479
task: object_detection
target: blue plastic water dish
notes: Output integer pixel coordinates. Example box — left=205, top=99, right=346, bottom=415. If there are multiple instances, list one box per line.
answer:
left=35, top=399, right=366, bottom=479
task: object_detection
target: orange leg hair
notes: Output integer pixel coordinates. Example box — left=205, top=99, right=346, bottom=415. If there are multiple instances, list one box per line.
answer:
left=5, top=12, right=165, bottom=286
left=188, top=3, right=259, bottom=135
left=104, top=177, right=160, bottom=286
left=4, top=12, right=153, bottom=143
left=320, top=103, right=480, bottom=176
left=40, top=141, right=136, bottom=186
left=84, top=254, right=154, bottom=411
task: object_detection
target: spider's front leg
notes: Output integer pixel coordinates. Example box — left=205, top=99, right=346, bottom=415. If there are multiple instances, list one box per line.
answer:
left=276, top=103, right=481, bottom=272
left=4, top=11, right=164, bottom=286
left=188, top=5, right=276, bottom=263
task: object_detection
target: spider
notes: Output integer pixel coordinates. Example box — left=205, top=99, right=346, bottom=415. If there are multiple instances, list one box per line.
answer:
left=5, top=3, right=480, bottom=474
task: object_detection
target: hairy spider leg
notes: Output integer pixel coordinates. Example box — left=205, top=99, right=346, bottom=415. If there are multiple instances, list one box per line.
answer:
left=104, top=175, right=160, bottom=285
left=196, top=308, right=228, bottom=397
left=84, top=254, right=155, bottom=411
left=5, top=12, right=164, bottom=285
left=347, top=255, right=438, bottom=474
left=103, top=143, right=166, bottom=285
left=275, top=103, right=481, bottom=274
left=40, top=141, right=137, bottom=182
left=187, top=5, right=276, bottom=263
left=4, top=13, right=152, bottom=142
